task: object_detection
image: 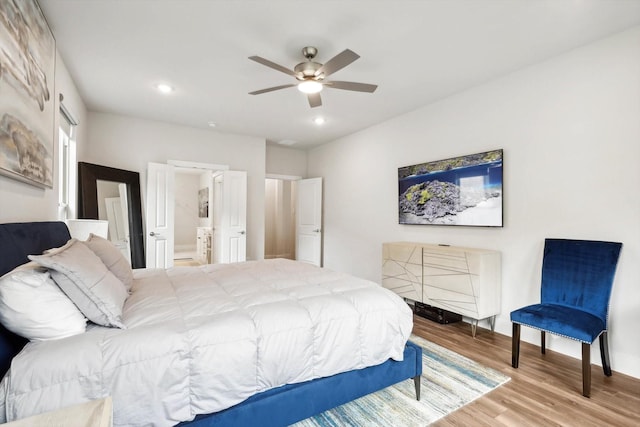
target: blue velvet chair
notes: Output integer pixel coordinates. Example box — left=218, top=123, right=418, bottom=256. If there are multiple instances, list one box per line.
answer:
left=510, top=238, right=622, bottom=397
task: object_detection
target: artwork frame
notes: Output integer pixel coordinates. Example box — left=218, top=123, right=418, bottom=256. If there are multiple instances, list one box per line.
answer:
left=198, top=187, right=209, bottom=218
left=398, top=149, right=503, bottom=227
left=0, top=0, right=56, bottom=188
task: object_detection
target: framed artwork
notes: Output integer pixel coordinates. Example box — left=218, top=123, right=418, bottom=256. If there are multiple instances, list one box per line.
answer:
left=0, top=0, right=56, bottom=188
left=198, top=188, right=209, bottom=218
left=398, top=149, right=503, bottom=227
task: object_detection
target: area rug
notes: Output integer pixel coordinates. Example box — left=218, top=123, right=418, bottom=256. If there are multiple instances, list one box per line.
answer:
left=292, top=334, right=510, bottom=427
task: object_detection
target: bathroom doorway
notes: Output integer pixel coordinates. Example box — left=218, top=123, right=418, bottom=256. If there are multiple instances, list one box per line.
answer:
left=173, top=169, right=207, bottom=266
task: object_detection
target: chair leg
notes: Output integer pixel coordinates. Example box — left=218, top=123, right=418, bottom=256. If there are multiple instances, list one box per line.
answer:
left=541, top=331, right=546, bottom=354
left=582, top=342, right=591, bottom=398
left=512, top=323, right=520, bottom=368
left=599, top=332, right=612, bottom=377
left=413, top=375, right=421, bottom=401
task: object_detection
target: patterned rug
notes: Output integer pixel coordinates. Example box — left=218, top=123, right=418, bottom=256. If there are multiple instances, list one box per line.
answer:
left=292, top=334, right=510, bottom=427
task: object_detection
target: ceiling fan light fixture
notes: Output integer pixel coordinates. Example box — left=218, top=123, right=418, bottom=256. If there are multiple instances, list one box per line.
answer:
left=297, top=80, right=323, bottom=94
left=250, top=47, right=375, bottom=108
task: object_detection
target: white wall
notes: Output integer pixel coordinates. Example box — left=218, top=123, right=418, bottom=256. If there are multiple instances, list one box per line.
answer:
left=0, top=52, right=87, bottom=222
left=84, top=112, right=266, bottom=260
left=308, top=27, right=640, bottom=378
left=95, top=180, right=119, bottom=222
left=266, top=145, right=307, bottom=177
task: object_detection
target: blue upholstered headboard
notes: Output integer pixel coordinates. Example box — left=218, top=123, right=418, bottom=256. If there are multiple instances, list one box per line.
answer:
left=0, top=221, right=72, bottom=376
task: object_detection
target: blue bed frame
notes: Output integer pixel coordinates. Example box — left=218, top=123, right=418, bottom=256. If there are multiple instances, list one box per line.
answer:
left=0, top=221, right=422, bottom=426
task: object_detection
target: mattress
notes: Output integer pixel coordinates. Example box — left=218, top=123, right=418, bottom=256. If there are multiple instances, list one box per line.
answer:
left=0, top=259, right=413, bottom=426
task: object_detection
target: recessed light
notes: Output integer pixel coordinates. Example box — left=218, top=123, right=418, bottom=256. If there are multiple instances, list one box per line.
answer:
left=313, top=117, right=325, bottom=125
left=156, top=83, right=173, bottom=94
left=207, top=121, right=217, bottom=128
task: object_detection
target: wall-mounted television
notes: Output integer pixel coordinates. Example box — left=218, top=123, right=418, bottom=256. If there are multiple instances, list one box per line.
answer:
left=398, top=149, right=503, bottom=227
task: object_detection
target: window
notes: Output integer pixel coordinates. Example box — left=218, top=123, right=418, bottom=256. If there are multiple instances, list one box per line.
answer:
left=58, top=104, right=78, bottom=221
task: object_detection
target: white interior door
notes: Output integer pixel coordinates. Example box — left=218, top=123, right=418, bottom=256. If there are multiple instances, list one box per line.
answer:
left=296, top=177, right=323, bottom=266
left=213, top=170, right=247, bottom=263
left=104, top=197, right=131, bottom=263
left=145, top=162, right=175, bottom=268
left=117, top=183, right=132, bottom=263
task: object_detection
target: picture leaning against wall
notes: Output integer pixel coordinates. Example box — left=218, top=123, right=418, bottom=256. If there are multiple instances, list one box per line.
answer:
left=0, top=0, right=55, bottom=188
left=198, top=187, right=209, bottom=218
left=398, top=149, right=503, bottom=227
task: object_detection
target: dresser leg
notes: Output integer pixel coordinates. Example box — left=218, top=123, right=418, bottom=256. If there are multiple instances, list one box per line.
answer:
left=471, top=319, right=478, bottom=337
left=489, top=316, right=496, bottom=332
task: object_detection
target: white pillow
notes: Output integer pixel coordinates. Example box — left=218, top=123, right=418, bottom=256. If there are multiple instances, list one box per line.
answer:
left=0, top=262, right=87, bottom=341
left=29, top=239, right=128, bottom=329
left=84, top=233, right=134, bottom=291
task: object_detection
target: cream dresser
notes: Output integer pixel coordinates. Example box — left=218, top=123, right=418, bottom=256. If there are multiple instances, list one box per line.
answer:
left=196, top=227, right=213, bottom=264
left=382, top=242, right=501, bottom=336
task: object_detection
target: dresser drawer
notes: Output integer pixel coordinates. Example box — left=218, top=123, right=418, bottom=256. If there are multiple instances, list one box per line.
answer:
left=423, top=268, right=475, bottom=295
left=423, top=251, right=468, bottom=273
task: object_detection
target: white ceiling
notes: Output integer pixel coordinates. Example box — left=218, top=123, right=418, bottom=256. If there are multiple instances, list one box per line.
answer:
left=38, top=0, right=640, bottom=149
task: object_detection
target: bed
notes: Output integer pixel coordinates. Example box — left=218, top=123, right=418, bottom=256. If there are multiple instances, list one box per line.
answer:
left=0, top=221, right=422, bottom=426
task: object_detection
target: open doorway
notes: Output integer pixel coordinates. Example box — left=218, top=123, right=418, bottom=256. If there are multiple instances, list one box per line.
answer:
left=264, top=176, right=323, bottom=266
left=146, top=161, right=248, bottom=268
left=264, top=178, right=296, bottom=260
left=173, top=169, right=211, bottom=266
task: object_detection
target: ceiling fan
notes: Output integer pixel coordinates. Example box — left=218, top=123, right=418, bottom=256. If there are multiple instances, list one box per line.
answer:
left=248, top=46, right=378, bottom=108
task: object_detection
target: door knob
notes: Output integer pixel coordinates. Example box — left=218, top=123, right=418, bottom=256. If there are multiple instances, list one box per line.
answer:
left=149, top=231, right=161, bottom=237
left=313, top=229, right=321, bottom=233
left=239, top=231, right=246, bottom=235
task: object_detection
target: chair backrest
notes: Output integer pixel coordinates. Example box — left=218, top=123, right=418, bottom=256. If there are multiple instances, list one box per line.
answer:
left=541, top=239, right=622, bottom=324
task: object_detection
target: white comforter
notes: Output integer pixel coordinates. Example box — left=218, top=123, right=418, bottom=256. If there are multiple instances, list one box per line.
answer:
left=0, top=259, right=413, bottom=426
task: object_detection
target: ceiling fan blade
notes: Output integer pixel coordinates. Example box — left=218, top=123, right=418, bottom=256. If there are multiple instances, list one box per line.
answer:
left=308, top=92, right=322, bottom=108
left=314, top=49, right=360, bottom=78
left=249, top=56, right=296, bottom=77
left=249, top=84, right=296, bottom=95
left=325, top=81, right=378, bottom=93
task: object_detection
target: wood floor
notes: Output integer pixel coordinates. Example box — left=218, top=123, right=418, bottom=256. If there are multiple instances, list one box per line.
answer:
left=411, top=315, right=640, bottom=426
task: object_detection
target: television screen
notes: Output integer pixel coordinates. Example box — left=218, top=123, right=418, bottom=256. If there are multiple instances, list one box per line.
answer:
left=398, top=149, right=503, bottom=227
